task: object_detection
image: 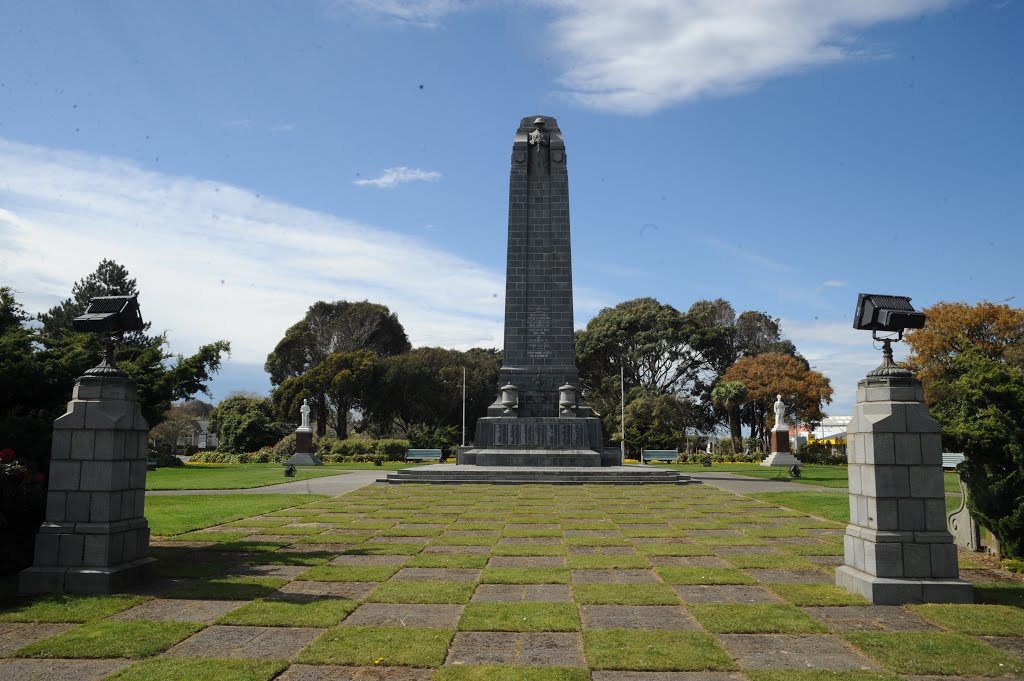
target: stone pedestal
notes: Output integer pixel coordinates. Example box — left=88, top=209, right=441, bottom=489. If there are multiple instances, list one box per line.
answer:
left=20, top=375, right=156, bottom=594
left=835, top=375, right=973, bottom=604
left=284, top=428, right=321, bottom=466
left=761, top=429, right=800, bottom=467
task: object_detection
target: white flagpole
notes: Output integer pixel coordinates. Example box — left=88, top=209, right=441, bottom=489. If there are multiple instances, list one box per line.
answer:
left=462, top=366, right=466, bottom=447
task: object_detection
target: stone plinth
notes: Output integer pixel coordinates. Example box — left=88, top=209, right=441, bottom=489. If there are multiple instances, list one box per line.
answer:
left=761, top=429, right=800, bottom=467
left=835, top=375, right=972, bottom=604
left=20, top=375, right=156, bottom=594
left=284, top=428, right=321, bottom=466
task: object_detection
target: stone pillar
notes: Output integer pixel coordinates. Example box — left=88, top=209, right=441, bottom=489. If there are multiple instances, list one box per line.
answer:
left=836, top=373, right=973, bottom=604
left=20, top=375, right=157, bottom=594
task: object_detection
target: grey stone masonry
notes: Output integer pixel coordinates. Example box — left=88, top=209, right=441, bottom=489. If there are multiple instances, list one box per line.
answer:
left=836, top=375, right=972, bottom=604
left=470, top=115, right=603, bottom=464
left=19, top=375, right=157, bottom=594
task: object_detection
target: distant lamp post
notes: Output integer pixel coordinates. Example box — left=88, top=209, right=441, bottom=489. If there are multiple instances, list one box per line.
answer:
left=500, top=383, right=519, bottom=415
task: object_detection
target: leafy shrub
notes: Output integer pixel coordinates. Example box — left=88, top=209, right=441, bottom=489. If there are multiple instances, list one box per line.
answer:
left=797, top=441, right=847, bottom=465
left=0, top=448, right=47, bottom=575
left=272, top=433, right=297, bottom=461
left=375, top=438, right=409, bottom=462
left=149, top=449, right=184, bottom=467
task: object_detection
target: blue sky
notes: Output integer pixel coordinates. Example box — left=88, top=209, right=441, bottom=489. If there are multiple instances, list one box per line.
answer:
left=1, top=0, right=1022, bottom=417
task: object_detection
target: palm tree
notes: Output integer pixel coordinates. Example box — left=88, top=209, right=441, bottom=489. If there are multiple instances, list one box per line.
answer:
left=711, top=381, right=748, bottom=453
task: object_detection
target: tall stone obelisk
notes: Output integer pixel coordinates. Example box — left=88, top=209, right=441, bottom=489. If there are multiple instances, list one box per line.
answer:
left=464, top=115, right=603, bottom=466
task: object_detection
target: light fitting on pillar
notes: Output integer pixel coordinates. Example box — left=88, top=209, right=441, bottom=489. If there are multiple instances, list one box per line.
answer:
left=852, top=293, right=925, bottom=378
left=558, top=383, right=577, bottom=417
left=72, top=295, right=144, bottom=378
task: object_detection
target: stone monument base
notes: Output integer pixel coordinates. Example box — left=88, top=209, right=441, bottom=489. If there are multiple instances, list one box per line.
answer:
left=20, top=556, right=158, bottom=595
left=836, top=565, right=974, bottom=605
left=458, top=448, right=601, bottom=467
left=284, top=452, right=322, bottom=466
left=285, top=427, right=321, bottom=465
left=761, top=452, right=801, bottom=467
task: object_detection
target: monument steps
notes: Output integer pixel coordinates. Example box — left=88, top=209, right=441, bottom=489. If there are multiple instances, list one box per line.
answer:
left=384, top=465, right=695, bottom=486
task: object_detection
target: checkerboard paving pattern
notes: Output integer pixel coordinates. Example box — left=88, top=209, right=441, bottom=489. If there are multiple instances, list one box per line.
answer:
left=1, top=483, right=1022, bottom=680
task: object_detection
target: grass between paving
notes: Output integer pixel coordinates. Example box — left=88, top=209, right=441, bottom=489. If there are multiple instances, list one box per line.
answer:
left=296, top=625, right=453, bottom=666
left=367, top=580, right=476, bottom=604
left=107, top=658, right=288, bottom=681
left=146, top=463, right=351, bottom=490
left=459, top=603, right=581, bottom=631
left=584, top=629, right=737, bottom=671
left=746, top=673, right=900, bottom=681
left=13, top=620, right=200, bottom=658
left=145, top=494, right=325, bottom=536
left=218, top=597, right=357, bottom=626
left=433, top=666, right=590, bottom=681
left=0, top=594, right=150, bottom=622
left=909, top=603, right=1024, bottom=635
left=844, top=631, right=1024, bottom=676
left=689, top=603, right=826, bottom=633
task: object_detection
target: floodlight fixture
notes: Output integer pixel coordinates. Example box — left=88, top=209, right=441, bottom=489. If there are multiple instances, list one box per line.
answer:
left=72, top=295, right=144, bottom=377
left=852, top=293, right=925, bottom=378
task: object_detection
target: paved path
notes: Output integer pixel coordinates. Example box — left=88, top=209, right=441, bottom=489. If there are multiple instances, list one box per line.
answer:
left=145, top=470, right=389, bottom=497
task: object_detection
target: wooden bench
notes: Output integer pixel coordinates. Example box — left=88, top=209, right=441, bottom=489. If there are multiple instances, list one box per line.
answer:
left=942, top=452, right=965, bottom=469
left=405, top=448, right=443, bottom=462
left=641, top=449, right=680, bottom=464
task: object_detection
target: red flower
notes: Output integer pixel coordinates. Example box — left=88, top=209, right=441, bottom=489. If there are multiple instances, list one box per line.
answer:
left=0, top=448, right=14, bottom=463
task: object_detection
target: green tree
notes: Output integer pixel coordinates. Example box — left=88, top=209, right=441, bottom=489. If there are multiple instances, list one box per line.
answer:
left=1, top=263, right=229, bottom=469
left=711, top=380, right=748, bottom=451
left=366, top=347, right=501, bottom=441
left=209, top=394, right=284, bottom=453
left=622, top=393, right=700, bottom=456
left=272, top=350, right=380, bottom=438
left=930, top=345, right=1024, bottom=558
left=265, top=300, right=411, bottom=436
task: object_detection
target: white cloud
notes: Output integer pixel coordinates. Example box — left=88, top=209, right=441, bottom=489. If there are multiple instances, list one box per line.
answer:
left=332, top=0, right=473, bottom=26
left=353, top=166, right=443, bottom=188
left=781, top=316, right=912, bottom=416
left=822, top=279, right=847, bottom=288
left=549, top=0, right=955, bottom=113
left=333, top=0, right=953, bottom=114
left=0, top=138, right=503, bottom=375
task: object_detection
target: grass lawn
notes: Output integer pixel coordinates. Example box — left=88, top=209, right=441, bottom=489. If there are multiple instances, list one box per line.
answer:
left=662, top=463, right=961, bottom=493
left=749, top=491, right=960, bottom=524
left=145, top=494, right=324, bottom=536
left=146, top=463, right=352, bottom=490
left=108, top=658, right=288, bottom=681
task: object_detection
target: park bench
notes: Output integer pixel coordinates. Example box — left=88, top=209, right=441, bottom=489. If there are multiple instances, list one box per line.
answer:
left=641, top=449, right=680, bottom=464
left=405, top=448, right=443, bottom=462
left=942, top=452, right=965, bottom=469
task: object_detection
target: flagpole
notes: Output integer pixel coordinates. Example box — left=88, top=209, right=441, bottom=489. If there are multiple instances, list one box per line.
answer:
left=462, top=366, right=466, bottom=448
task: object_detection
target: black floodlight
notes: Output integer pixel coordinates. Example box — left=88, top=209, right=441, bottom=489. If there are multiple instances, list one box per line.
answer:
left=853, top=293, right=924, bottom=378
left=72, top=295, right=144, bottom=377
left=853, top=294, right=925, bottom=338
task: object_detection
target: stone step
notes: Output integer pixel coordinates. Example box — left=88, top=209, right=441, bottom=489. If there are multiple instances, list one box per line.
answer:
left=384, top=469, right=695, bottom=486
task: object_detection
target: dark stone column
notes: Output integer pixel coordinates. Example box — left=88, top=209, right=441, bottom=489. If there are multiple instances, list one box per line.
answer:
left=469, top=115, right=602, bottom=466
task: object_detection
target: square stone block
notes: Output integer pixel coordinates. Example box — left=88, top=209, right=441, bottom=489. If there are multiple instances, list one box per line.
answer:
left=897, top=499, right=925, bottom=531
left=163, top=624, right=324, bottom=659
left=863, top=433, right=895, bottom=465
left=51, top=431, right=72, bottom=460
left=804, top=605, right=941, bottom=631
left=873, top=467, right=910, bottom=497
left=446, top=632, right=585, bottom=666
left=894, top=434, right=922, bottom=465
left=861, top=403, right=907, bottom=433
left=920, top=433, right=943, bottom=465
left=717, top=633, right=881, bottom=670
left=342, top=603, right=463, bottom=628
left=864, top=541, right=903, bottom=578
left=48, top=461, right=81, bottom=491
left=906, top=404, right=940, bottom=433
left=910, top=468, right=945, bottom=498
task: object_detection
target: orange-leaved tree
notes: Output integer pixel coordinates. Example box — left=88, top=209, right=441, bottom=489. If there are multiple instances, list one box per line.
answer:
left=722, top=352, right=832, bottom=448
left=904, top=301, right=1024, bottom=404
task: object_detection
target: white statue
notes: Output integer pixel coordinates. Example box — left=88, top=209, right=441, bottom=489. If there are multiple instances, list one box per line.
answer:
left=706, top=440, right=712, bottom=454
left=300, top=398, right=311, bottom=430
left=773, top=394, right=786, bottom=431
